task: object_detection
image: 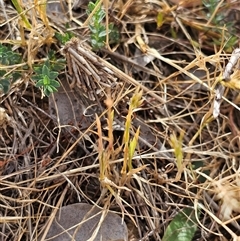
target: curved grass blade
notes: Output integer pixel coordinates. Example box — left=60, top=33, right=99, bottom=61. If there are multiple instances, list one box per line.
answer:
left=11, top=0, right=32, bottom=29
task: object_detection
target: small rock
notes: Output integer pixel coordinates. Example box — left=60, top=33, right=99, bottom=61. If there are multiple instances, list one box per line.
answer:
left=45, top=203, right=128, bottom=241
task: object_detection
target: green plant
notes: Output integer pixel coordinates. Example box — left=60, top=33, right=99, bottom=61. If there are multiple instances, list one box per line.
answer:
left=162, top=207, right=200, bottom=241
left=55, top=32, right=74, bottom=45
left=87, top=0, right=119, bottom=50
left=32, top=50, right=65, bottom=97
left=203, top=0, right=224, bottom=25
left=96, top=87, right=144, bottom=189
left=121, top=87, right=143, bottom=174
left=55, top=25, right=75, bottom=45
left=95, top=88, right=145, bottom=221
left=32, top=63, right=59, bottom=97
left=0, top=42, right=65, bottom=96
left=47, top=50, right=66, bottom=72
left=33, top=64, right=59, bottom=97
left=0, top=44, right=22, bottom=93
left=0, top=44, right=21, bottom=65
left=202, top=0, right=237, bottom=50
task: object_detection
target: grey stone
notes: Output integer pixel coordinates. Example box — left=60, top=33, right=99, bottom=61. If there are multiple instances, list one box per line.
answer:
left=45, top=203, right=128, bottom=241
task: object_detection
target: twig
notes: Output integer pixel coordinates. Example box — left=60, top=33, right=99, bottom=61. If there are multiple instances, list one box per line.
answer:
left=213, top=48, right=240, bottom=118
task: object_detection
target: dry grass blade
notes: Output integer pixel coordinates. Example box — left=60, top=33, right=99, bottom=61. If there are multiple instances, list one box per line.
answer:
left=64, top=38, right=118, bottom=101
left=64, top=38, right=165, bottom=104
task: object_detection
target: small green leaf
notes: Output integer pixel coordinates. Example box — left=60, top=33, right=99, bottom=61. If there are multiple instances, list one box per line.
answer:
left=0, top=78, right=11, bottom=93
left=51, top=86, right=58, bottom=92
left=128, top=127, right=140, bottom=168
left=42, top=65, right=50, bottom=76
left=43, top=75, right=51, bottom=85
left=55, top=31, right=74, bottom=45
left=156, top=11, right=165, bottom=28
left=88, top=1, right=96, bottom=12
left=35, top=79, right=44, bottom=87
left=89, top=24, right=97, bottom=33
left=99, top=29, right=107, bottom=37
left=49, top=71, right=59, bottom=79
left=97, top=10, right=105, bottom=22
left=44, top=89, right=51, bottom=96
left=0, top=44, right=21, bottom=65
left=0, top=70, right=7, bottom=76
left=169, top=132, right=184, bottom=170
left=50, top=80, right=60, bottom=88
left=33, top=66, right=43, bottom=75
left=32, top=75, right=42, bottom=82
left=162, top=208, right=199, bottom=241
left=12, top=72, right=22, bottom=82
left=87, top=0, right=120, bottom=50
left=51, top=60, right=65, bottom=71
left=46, top=85, right=55, bottom=92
